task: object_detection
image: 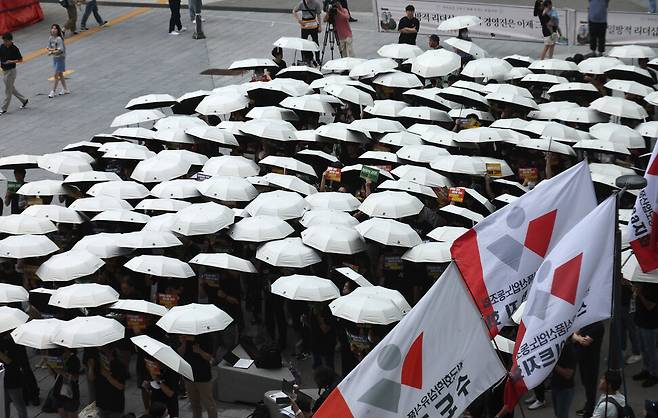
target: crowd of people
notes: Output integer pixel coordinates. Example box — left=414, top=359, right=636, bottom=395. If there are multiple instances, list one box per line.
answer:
left=1, top=2, right=658, bottom=418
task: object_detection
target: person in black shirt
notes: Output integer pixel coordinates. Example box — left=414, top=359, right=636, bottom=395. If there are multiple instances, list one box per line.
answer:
left=142, top=356, right=179, bottom=418
left=632, top=283, right=658, bottom=387
left=52, top=347, right=81, bottom=418
left=397, top=5, right=420, bottom=45
left=1, top=33, right=28, bottom=114
left=176, top=335, right=217, bottom=418
left=0, top=335, right=28, bottom=418
left=551, top=339, right=577, bottom=418
left=535, top=0, right=557, bottom=59
left=94, top=344, right=128, bottom=418
left=573, top=321, right=605, bottom=418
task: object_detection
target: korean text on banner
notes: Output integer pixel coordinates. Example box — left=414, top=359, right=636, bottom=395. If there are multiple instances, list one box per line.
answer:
left=375, top=0, right=569, bottom=43
left=451, top=161, right=597, bottom=337
left=627, top=142, right=658, bottom=273
left=315, top=263, right=506, bottom=418
left=574, top=11, right=658, bottom=45
left=505, top=197, right=614, bottom=407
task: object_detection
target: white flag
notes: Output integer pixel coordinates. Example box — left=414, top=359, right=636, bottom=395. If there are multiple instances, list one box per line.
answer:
left=505, top=197, right=615, bottom=407
left=315, top=263, right=506, bottom=418
left=451, top=161, right=597, bottom=337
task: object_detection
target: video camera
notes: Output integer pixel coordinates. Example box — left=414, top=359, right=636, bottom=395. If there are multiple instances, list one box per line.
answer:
left=323, top=0, right=338, bottom=20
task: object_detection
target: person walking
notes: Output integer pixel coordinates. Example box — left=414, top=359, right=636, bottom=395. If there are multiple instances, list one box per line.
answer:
left=1, top=33, right=28, bottom=115
left=168, top=0, right=185, bottom=35
left=292, top=0, right=322, bottom=63
left=80, top=0, right=107, bottom=31
left=63, top=0, right=79, bottom=35
left=588, top=0, right=608, bottom=56
left=632, top=283, right=658, bottom=388
left=536, top=0, right=558, bottom=60
left=47, top=24, right=69, bottom=98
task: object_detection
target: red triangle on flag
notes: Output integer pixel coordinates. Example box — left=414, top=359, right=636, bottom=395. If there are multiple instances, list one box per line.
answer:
left=550, top=253, right=583, bottom=305
left=313, top=387, right=355, bottom=418
left=401, top=332, right=423, bottom=389
left=524, top=210, right=558, bottom=257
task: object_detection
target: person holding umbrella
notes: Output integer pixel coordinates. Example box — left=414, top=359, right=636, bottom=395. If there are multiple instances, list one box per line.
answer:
left=92, top=344, right=128, bottom=418
left=176, top=335, right=217, bottom=418
left=141, top=355, right=180, bottom=418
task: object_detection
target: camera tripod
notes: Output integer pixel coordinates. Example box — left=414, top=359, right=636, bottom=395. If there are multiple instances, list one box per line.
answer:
left=319, top=21, right=338, bottom=65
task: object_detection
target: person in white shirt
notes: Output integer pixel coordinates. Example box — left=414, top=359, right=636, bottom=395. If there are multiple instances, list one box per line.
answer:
left=592, top=370, right=626, bottom=418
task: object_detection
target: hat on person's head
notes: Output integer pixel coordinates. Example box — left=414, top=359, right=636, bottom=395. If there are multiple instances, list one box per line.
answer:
left=646, top=400, right=658, bottom=418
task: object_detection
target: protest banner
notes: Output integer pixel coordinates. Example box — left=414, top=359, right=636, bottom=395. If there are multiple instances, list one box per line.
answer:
left=448, top=187, right=465, bottom=203
left=360, top=166, right=380, bottom=182
left=324, top=167, right=342, bottom=183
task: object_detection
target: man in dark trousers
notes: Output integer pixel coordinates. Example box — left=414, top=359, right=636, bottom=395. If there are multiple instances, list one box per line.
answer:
left=573, top=321, right=605, bottom=418
left=1, top=33, right=28, bottom=115
left=588, top=0, right=608, bottom=56
left=397, top=4, right=420, bottom=45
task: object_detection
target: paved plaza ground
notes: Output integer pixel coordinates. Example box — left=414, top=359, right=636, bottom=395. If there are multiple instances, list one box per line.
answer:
left=2, top=2, right=657, bottom=418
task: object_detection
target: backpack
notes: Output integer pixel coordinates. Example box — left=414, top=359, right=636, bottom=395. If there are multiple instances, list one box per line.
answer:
left=254, top=344, right=282, bottom=369
left=604, top=396, right=635, bottom=418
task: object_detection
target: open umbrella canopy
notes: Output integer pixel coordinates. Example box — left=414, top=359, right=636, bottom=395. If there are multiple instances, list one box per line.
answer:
left=228, top=58, right=278, bottom=70
left=430, top=155, right=486, bottom=175
left=516, top=138, right=576, bottom=156
left=590, top=123, right=646, bottom=149
left=605, top=64, right=654, bottom=86
left=112, top=127, right=156, bottom=141
left=126, top=93, right=176, bottom=110
left=229, top=215, right=294, bottom=242
left=172, top=202, right=235, bottom=236
left=64, top=170, right=121, bottom=185
left=150, top=179, right=201, bottom=199
left=0, top=234, right=58, bottom=258
left=125, top=255, right=194, bottom=278
left=377, top=43, right=423, bottom=59
left=439, top=204, right=485, bottom=223
left=636, top=121, right=658, bottom=137
left=330, top=286, right=411, bottom=325
left=355, top=217, right=421, bottom=247
left=135, top=198, right=191, bottom=212
left=0, top=283, right=29, bottom=303
left=578, top=56, right=622, bottom=74
left=349, top=118, right=405, bottom=134
left=246, top=106, right=299, bottom=121
left=605, top=79, right=654, bottom=97
left=379, top=132, right=423, bottom=147
left=349, top=58, right=398, bottom=79
left=461, top=58, right=512, bottom=80
left=553, top=106, right=607, bottom=124
left=396, top=144, right=450, bottom=164
left=70, top=197, right=133, bottom=214
left=17, top=180, right=67, bottom=196
left=402, top=241, right=452, bottom=263
left=52, top=316, right=124, bottom=348
left=305, top=191, right=361, bottom=212
left=273, top=36, right=319, bottom=51
left=0, top=154, right=39, bottom=169
left=38, top=152, right=93, bottom=175
left=0, top=306, right=29, bottom=334
left=573, top=140, right=631, bottom=155
left=245, top=190, right=307, bottom=219
left=256, top=237, right=321, bottom=268
left=322, top=57, right=367, bottom=73
left=91, top=210, right=151, bottom=224
left=608, top=44, right=656, bottom=59
left=259, top=155, right=317, bottom=177
left=438, top=15, right=481, bottom=30
left=157, top=303, right=233, bottom=335
left=271, top=274, right=340, bottom=302
left=11, top=318, right=64, bottom=349
left=189, top=253, right=258, bottom=273
left=202, top=155, right=260, bottom=178
left=438, top=86, right=489, bottom=109
left=324, top=84, right=374, bottom=106
left=22, top=204, right=85, bottom=224
left=444, top=37, right=488, bottom=59
left=301, top=224, right=366, bottom=254
left=372, top=71, right=423, bottom=89
left=277, top=65, right=324, bottom=81
left=300, top=209, right=359, bottom=227
left=378, top=179, right=436, bottom=198
left=397, top=106, right=452, bottom=123
left=131, top=335, right=194, bottom=381
left=49, top=283, right=119, bottom=308
left=263, top=173, right=317, bottom=196
left=36, top=250, right=105, bottom=282
left=529, top=58, right=578, bottom=73
left=72, top=232, right=130, bottom=258
left=315, top=123, right=369, bottom=143
left=131, top=156, right=192, bottom=183
left=111, top=109, right=166, bottom=127
left=427, top=225, right=469, bottom=242
left=88, top=180, right=150, bottom=200
left=197, top=176, right=258, bottom=201
left=118, top=231, right=182, bottom=249
left=589, top=163, right=636, bottom=188
left=358, top=191, right=423, bottom=219
left=0, top=214, right=57, bottom=235
left=364, top=99, right=408, bottom=118
left=185, top=126, right=239, bottom=147
left=391, top=165, right=453, bottom=188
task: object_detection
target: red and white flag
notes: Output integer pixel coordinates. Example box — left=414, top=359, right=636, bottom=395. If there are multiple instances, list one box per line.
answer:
left=504, top=197, right=615, bottom=408
left=314, top=263, right=506, bottom=418
left=628, top=143, right=658, bottom=273
left=451, top=161, right=597, bottom=337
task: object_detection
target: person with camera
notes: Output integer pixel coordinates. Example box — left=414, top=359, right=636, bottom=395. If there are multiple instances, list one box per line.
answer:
left=293, top=0, right=323, bottom=63
left=325, top=1, right=353, bottom=57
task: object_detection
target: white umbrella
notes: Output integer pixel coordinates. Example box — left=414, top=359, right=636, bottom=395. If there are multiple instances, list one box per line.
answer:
left=377, top=43, right=423, bottom=59
left=453, top=80, right=488, bottom=94
left=112, top=127, right=156, bottom=141
left=273, top=36, right=319, bottom=52
left=521, top=73, right=568, bottom=85
left=263, top=173, right=317, bottom=196
left=135, top=198, right=191, bottom=212
left=364, top=99, right=408, bottom=118
left=305, top=192, right=360, bottom=212
left=359, top=150, right=398, bottom=164
left=126, top=93, right=176, bottom=110
left=329, top=291, right=407, bottom=325
left=438, top=86, right=489, bottom=109
left=203, top=156, right=260, bottom=178
left=0, top=235, right=58, bottom=258
left=529, top=58, right=578, bottom=73
left=461, top=58, right=512, bottom=80
left=151, top=179, right=201, bottom=199
left=315, top=123, right=370, bottom=143
left=324, top=84, right=374, bottom=106
left=277, top=65, right=324, bottom=81
left=608, top=44, right=656, bottom=59
left=16, top=180, right=67, bottom=196
left=574, top=140, right=630, bottom=155
left=321, top=57, right=367, bottom=73
left=111, top=109, right=166, bottom=127
left=52, top=316, right=124, bottom=348
left=87, top=180, right=150, bottom=200
left=372, top=71, right=423, bottom=89
left=246, top=106, right=299, bottom=121
left=636, top=121, right=658, bottom=137
left=259, top=155, right=316, bottom=177
left=157, top=303, right=233, bottom=334
left=456, top=127, right=515, bottom=144
left=11, top=318, right=64, bottom=349
left=349, top=58, right=398, bottom=79
left=396, top=144, right=450, bottom=164
left=0, top=154, right=38, bottom=169
left=439, top=205, right=485, bottom=223
left=280, top=95, right=336, bottom=115
left=301, top=224, right=365, bottom=254
left=185, top=126, right=239, bottom=147
left=271, top=275, right=340, bottom=302
left=605, top=79, right=654, bottom=97
left=103, top=147, right=156, bottom=161
left=22, top=204, right=85, bottom=224
left=391, top=165, right=453, bottom=188
left=427, top=226, right=468, bottom=242
left=72, top=232, right=131, bottom=258
left=358, top=191, right=423, bottom=219
left=142, top=213, right=176, bottom=232
left=0, top=283, right=28, bottom=303
left=402, top=241, right=452, bottom=263
left=36, top=250, right=105, bottom=282
left=300, top=210, right=359, bottom=227
left=444, top=37, right=487, bottom=59
left=152, top=128, right=195, bottom=145
left=63, top=170, right=121, bottom=185
left=438, top=15, right=481, bottom=30
left=589, top=163, right=636, bottom=188
left=91, top=210, right=151, bottom=224
left=256, top=237, right=321, bottom=268
left=189, top=253, right=257, bottom=273
left=154, top=115, right=207, bottom=131
left=430, top=155, right=486, bottom=175
left=131, top=335, right=193, bottom=381
left=296, top=149, right=338, bottom=163
left=172, top=202, right=235, bottom=236
left=516, top=138, right=576, bottom=156
left=397, top=106, right=452, bottom=123
left=118, top=231, right=182, bottom=249
left=335, top=267, right=373, bottom=287
left=38, top=152, right=92, bottom=175
left=605, top=64, right=654, bottom=85
left=245, top=190, right=307, bottom=220
left=485, top=92, right=538, bottom=111
left=125, top=255, right=194, bottom=278
left=49, top=283, right=119, bottom=308
left=578, top=56, right=622, bottom=74
left=554, top=107, right=607, bottom=124
left=355, top=218, right=421, bottom=247
left=494, top=194, right=519, bottom=205
left=0, top=306, right=29, bottom=334
left=131, top=156, right=192, bottom=183
left=349, top=118, right=405, bottom=134
left=448, top=108, right=495, bottom=122
left=228, top=58, right=278, bottom=70
left=417, top=125, right=461, bottom=148
left=197, top=176, right=258, bottom=201
left=378, top=179, right=436, bottom=198
left=379, top=132, right=423, bottom=147
left=403, top=87, right=458, bottom=110
left=70, top=196, right=133, bottom=212
left=229, top=215, right=294, bottom=242
left=0, top=214, right=57, bottom=235
left=645, top=91, right=658, bottom=106
left=590, top=123, right=646, bottom=149
left=196, top=94, right=250, bottom=116
left=158, top=150, right=208, bottom=167
left=483, top=83, right=533, bottom=98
